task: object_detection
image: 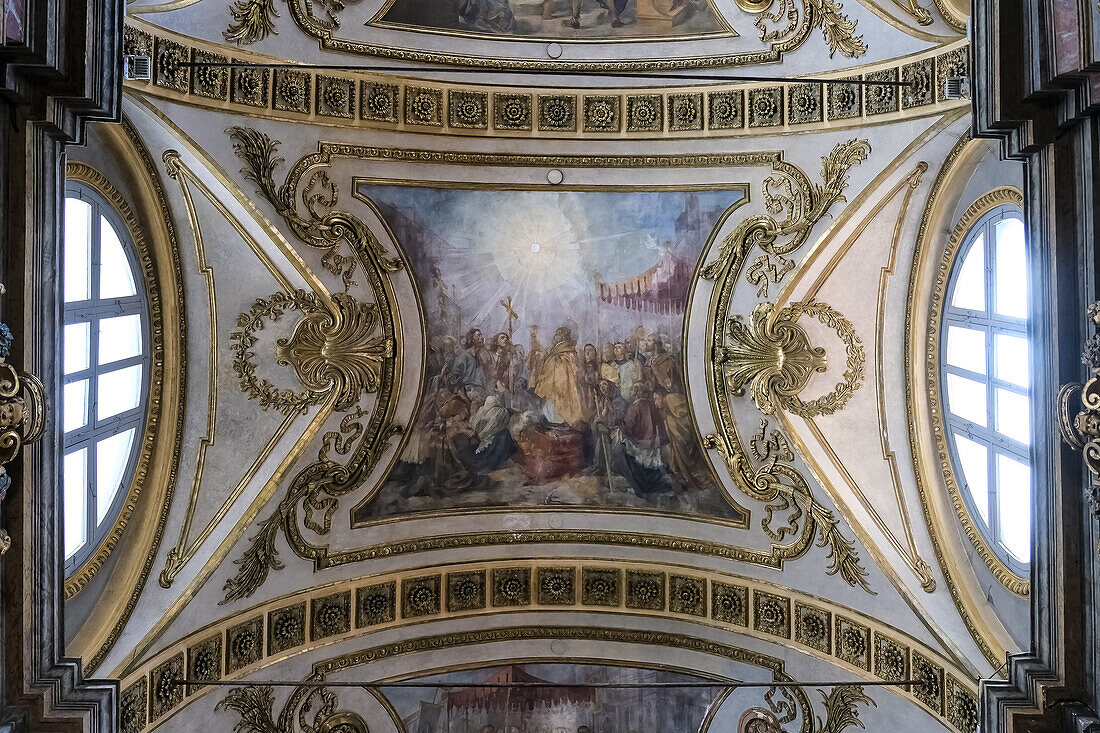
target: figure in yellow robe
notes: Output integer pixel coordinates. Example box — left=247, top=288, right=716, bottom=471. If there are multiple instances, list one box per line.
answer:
left=531, top=326, right=585, bottom=427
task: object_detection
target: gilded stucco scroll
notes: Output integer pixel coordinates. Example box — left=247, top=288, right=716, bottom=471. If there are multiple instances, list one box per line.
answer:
left=702, top=139, right=873, bottom=594
left=220, top=127, right=405, bottom=603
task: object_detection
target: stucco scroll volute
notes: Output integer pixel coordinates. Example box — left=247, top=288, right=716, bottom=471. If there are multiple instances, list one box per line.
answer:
left=1058, top=301, right=1100, bottom=535
left=0, top=318, right=45, bottom=555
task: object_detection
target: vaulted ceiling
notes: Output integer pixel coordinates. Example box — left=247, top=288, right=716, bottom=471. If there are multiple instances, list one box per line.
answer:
left=61, top=1, right=1025, bottom=731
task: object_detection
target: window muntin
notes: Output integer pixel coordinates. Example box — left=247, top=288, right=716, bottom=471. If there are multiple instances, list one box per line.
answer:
left=941, top=204, right=1031, bottom=569
left=62, top=183, right=150, bottom=571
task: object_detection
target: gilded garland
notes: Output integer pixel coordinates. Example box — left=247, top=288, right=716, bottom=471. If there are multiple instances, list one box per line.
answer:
left=222, top=127, right=404, bottom=603
left=702, top=139, right=873, bottom=593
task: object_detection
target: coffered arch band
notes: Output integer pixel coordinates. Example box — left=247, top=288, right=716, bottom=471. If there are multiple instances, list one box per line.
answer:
left=116, top=559, right=978, bottom=733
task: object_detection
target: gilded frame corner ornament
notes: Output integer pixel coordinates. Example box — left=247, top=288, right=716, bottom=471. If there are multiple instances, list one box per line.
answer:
left=702, top=139, right=875, bottom=594
left=926, top=185, right=1029, bottom=596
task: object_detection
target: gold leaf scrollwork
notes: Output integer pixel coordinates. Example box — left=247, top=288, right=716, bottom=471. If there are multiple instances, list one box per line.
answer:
left=216, top=684, right=368, bottom=733
left=718, top=300, right=864, bottom=418
left=276, top=293, right=393, bottom=411
left=0, top=320, right=45, bottom=556
left=223, top=0, right=355, bottom=45
left=735, top=0, right=868, bottom=59
left=222, top=128, right=404, bottom=604
left=225, top=0, right=279, bottom=44
left=1058, top=300, right=1100, bottom=543
left=816, top=685, right=876, bottom=733
left=231, top=290, right=394, bottom=414
left=719, top=301, right=827, bottom=415
left=702, top=139, right=873, bottom=594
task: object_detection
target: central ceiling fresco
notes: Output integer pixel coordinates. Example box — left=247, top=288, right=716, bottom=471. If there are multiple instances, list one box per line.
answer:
left=58, top=1, right=1022, bottom=732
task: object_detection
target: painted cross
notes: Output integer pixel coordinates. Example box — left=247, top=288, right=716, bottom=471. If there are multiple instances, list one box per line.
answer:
left=499, top=296, right=518, bottom=341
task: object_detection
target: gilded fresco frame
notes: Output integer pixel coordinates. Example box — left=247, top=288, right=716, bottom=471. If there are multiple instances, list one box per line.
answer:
left=347, top=174, right=753, bottom=531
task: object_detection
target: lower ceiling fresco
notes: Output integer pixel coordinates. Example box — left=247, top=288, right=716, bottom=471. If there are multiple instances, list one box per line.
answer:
left=59, top=11, right=1023, bottom=733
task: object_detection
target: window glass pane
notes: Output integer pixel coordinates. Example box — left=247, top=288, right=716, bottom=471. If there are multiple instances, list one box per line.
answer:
left=99, top=217, right=137, bottom=298
left=995, top=217, right=1028, bottom=319
left=997, top=453, right=1031, bottom=563
left=97, top=314, right=142, bottom=366
left=946, top=373, right=988, bottom=427
left=63, top=379, right=89, bottom=434
left=950, top=235, right=985, bottom=311
left=63, top=321, right=90, bottom=375
left=995, top=387, right=1031, bottom=445
left=97, top=364, right=142, bottom=420
left=95, top=428, right=135, bottom=523
left=946, top=326, right=986, bottom=374
left=953, top=433, right=990, bottom=524
left=63, top=197, right=91, bottom=303
left=63, top=448, right=88, bottom=559
left=994, top=333, right=1029, bottom=388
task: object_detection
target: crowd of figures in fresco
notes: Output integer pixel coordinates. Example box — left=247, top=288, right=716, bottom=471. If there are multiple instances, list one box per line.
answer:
left=377, top=0, right=726, bottom=39
left=394, top=664, right=717, bottom=733
left=390, top=322, right=714, bottom=503
left=357, top=187, right=743, bottom=520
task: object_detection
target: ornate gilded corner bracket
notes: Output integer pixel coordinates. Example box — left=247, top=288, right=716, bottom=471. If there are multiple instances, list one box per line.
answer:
left=217, top=684, right=368, bottom=733
left=219, top=127, right=405, bottom=604
left=702, top=139, right=874, bottom=594
left=1058, top=301, right=1100, bottom=544
left=225, top=0, right=354, bottom=45
left=0, top=317, right=46, bottom=555
left=734, top=0, right=867, bottom=58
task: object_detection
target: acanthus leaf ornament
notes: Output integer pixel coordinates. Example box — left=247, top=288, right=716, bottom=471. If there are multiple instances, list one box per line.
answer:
left=736, top=0, right=868, bottom=59
left=702, top=139, right=873, bottom=594
left=230, top=290, right=394, bottom=414
left=225, top=0, right=279, bottom=44
left=217, top=683, right=368, bottom=733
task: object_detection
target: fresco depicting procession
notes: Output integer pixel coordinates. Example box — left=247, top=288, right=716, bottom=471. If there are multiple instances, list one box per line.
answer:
left=355, top=187, right=745, bottom=522
left=373, top=0, right=730, bottom=40
left=384, top=663, right=721, bottom=733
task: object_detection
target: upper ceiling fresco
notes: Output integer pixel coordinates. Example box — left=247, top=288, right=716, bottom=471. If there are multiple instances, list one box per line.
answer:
left=372, top=0, right=733, bottom=40
left=129, top=0, right=964, bottom=71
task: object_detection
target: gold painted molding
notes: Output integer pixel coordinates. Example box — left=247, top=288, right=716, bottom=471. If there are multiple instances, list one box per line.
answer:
left=124, top=19, right=969, bottom=141
left=903, top=132, right=1026, bottom=672
left=117, top=559, right=978, bottom=733
left=925, top=185, right=1028, bottom=595
left=63, top=121, right=189, bottom=671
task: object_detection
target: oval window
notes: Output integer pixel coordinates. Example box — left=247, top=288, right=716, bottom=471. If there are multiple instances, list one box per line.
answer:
left=61, top=182, right=150, bottom=572
left=941, top=204, right=1031, bottom=569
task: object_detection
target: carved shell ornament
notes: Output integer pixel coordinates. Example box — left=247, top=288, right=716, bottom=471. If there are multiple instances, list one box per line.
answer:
left=718, top=300, right=864, bottom=417
left=232, top=290, right=394, bottom=414
left=275, top=292, right=392, bottom=411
